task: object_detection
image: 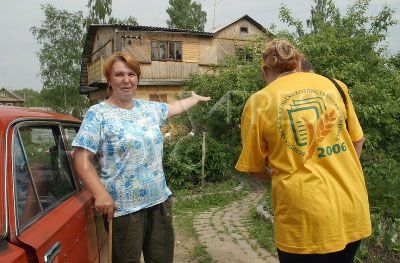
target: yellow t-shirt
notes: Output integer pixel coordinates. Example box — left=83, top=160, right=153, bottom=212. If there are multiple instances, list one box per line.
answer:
left=235, top=72, right=371, bottom=254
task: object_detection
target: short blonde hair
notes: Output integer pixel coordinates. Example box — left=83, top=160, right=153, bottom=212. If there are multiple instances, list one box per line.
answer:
left=261, top=39, right=303, bottom=74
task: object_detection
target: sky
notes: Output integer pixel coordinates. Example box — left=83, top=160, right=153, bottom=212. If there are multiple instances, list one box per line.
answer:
left=0, top=0, right=399, bottom=91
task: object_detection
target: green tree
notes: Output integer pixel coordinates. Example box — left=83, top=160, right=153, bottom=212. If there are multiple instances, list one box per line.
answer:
left=166, top=0, right=207, bottom=31
left=13, top=88, right=44, bottom=108
left=108, top=15, right=139, bottom=25
left=86, top=0, right=138, bottom=25
left=87, top=0, right=112, bottom=24
left=31, top=4, right=89, bottom=117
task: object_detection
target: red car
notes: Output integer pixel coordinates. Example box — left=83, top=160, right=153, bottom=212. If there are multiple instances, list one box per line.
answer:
left=0, top=106, right=108, bottom=263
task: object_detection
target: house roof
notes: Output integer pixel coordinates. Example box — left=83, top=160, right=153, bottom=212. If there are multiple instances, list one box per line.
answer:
left=212, top=14, right=271, bottom=37
left=0, top=87, right=25, bottom=102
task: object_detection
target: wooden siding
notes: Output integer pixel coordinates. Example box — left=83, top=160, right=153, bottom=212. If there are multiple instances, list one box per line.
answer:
left=88, top=57, right=107, bottom=85
left=215, top=39, right=236, bottom=64
left=140, top=61, right=199, bottom=80
left=136, top=86, right=182, bottom=103
left=199, top=39, right=217, bottom=65
left=0, top=88, right=25, bottom=106
left=182, top=42, right=199, bottom=63
left=122, top=39, right=151, bottom=63
left=215, top=19, right=265, bottom=40
left=92, top=27, right=115, bottom=61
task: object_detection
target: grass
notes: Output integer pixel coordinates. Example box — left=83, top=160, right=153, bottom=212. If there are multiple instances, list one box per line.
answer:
left=189, top=244, right=214, bottom=263
left=173, top=179, right=249, bottom=261
left=355, top=214, right=400, bottom=263
left=243, top=184, right=277, bottom=256
left=245, top=208, right=277, bottom=256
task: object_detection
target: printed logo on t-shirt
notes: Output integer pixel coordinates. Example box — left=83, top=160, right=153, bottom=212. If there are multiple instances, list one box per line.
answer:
left=277, top=89, right=345, bottom=161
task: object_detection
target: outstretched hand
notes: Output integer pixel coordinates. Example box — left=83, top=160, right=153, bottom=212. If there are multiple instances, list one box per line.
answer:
left=167, top=91, right=211, bottom=118
left=192, top=91, right=211, bottom=102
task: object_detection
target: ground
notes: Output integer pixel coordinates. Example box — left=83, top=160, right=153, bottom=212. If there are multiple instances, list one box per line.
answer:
left=173, top=188, right=277, bottom=263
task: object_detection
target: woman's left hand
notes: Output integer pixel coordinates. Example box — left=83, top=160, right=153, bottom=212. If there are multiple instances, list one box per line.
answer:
left=167, top=91, right=211, bottom=118
left=192, top=91, right=211, bottom=102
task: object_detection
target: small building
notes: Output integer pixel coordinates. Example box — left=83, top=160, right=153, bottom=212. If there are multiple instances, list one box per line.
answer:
left=0, top=87, right=25, bottom=107
left=80, top=15, right=271, bottom=104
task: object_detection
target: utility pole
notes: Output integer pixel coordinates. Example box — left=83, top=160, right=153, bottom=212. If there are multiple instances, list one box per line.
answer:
left=212, top=0, right=216, bottom=30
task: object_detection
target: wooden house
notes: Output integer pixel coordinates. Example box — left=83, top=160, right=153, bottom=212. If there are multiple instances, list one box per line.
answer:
left=80, top=15, right=270, bottom=104
left=0, top=87, right=25, bottom=107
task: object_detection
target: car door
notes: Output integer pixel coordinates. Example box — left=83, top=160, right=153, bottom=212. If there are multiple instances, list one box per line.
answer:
left=61, top=124, right=109, bottom=263
left=7, top=121, right=100, bottom=263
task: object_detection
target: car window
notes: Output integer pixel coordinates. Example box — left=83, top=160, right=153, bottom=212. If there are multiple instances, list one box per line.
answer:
left=13, top=135, right=41, bottom=228
left=63, top=126, right=79, bottom=151
left=63, top=125, right=102, bottom=183
left=14, top=125, right=77, bottom=230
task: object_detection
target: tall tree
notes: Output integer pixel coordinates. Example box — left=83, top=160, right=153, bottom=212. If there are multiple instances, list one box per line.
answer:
left=166, top=0, right=207, bottom=31
left=108, top=15, right=139, bottom=25
left=86, top=0, right=138, bottom=26
left=31, top=4, right=89, bottom=117
left=87, top=0, right=112, bottom=24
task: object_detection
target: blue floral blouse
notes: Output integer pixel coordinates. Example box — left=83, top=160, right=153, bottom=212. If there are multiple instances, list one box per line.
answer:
left=72, top=99, right=171, bottom=217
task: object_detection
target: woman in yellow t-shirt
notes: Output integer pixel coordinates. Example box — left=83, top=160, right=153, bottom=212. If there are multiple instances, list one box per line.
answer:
left=235, top=39, right=371, bottom=263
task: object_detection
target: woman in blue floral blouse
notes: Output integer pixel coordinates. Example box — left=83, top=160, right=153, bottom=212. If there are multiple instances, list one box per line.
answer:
left=73, top=51, right=210, bottom=262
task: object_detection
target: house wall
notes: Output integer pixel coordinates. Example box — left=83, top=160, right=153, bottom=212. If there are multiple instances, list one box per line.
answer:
left=91, top=27, right=115, bottom=61
left=0, top=88, right=24, bottom=106
left=87, top=85, right=181, bottom=105
left=85, top=18, right=268, bottom=104
left=214, top=18, right=266, bottom=40
left=120, top=32, right=207, bottom=80
left=136, top=86, right=181, bottom=103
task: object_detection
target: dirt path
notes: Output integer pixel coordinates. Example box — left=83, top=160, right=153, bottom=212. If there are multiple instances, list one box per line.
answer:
left=192, top=190, right=278, bottom=263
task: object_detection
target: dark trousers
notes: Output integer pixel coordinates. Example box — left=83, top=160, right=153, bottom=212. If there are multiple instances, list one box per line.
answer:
left=277, top=240, right=361, bottom=263
left=109, top=198, right=175, bottom=263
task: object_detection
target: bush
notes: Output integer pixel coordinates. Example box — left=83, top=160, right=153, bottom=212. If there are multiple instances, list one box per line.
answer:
left=163, top=134, right=235, bottom=190
left=362, top=150, right=400, bottom=218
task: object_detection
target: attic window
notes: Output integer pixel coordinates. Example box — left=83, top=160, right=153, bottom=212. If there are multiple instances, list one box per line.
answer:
left=0, top=91, right=6, bottom=97
left=240, top=26, right=248, bottom=33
